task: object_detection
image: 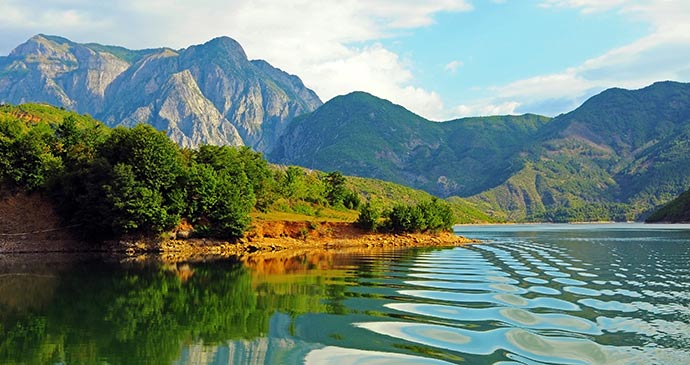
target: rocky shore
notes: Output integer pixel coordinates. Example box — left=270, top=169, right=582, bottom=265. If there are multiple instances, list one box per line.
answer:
left=120, top=220, right=479, bottom=263
left=1, top=193, right=478, bottom=261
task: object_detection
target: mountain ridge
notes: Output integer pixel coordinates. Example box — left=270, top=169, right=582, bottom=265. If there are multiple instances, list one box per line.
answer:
left=3, top=35, right=690, bottom=222
left=0, top=34, right=322, bottom=151
left=271, top=81, right=690, bottom=221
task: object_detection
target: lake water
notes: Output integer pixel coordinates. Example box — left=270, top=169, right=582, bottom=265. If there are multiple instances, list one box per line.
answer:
left=1, top=223, right=690, bottom=364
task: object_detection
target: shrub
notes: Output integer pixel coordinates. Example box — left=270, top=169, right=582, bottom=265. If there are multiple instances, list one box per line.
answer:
left=356, top=202, right=381, bottom=232
left=384, top=198, right=454, bottom=233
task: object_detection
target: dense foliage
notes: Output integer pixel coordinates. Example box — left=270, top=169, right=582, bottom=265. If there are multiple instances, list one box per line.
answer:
left=4, top=104, right=478, bottom=243
left=646, top=188, right=690, bottom=223
left=0, top=105, right=270, bottom=239
left=357, top=198, right=455, bottom=233
left=355, top=202, right=381, bottom=231
left=385, top=199, right=455, bottom=233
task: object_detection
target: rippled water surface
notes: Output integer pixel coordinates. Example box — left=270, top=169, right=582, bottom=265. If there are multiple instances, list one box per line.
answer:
left=2, top=223, right=690, bottom=364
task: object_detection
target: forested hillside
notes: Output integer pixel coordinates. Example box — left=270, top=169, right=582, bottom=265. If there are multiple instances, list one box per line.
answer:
left=272, top=82, right=690, bottom=222
left=0, top=103, right=488, bottom=244
left=271, top=91, right=549, bottom=197
left=646, top=189, right=690, bottom=223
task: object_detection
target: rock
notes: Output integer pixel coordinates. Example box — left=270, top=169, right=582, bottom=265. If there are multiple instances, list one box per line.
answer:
left=176, top=230, right=193, bottom=239
left=0, top=35, right=323, bottom=152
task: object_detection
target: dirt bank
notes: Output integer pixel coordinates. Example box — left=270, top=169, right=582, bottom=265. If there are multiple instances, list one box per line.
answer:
left=122, top=220, right=478, bottom=263
left=1, top=192, right=478, bottom=260
left=0, top=192, right=90, bottom=253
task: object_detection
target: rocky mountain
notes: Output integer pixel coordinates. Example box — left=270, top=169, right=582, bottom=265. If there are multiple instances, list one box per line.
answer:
left=0, top=34, right=322, bottom=151
left=3, top=35, right=689, bottom=222
left=271, top=82, right=690, bottom=221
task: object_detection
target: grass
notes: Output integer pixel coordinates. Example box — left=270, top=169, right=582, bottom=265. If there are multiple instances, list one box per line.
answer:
left=251, top=207, right=358, bottom=223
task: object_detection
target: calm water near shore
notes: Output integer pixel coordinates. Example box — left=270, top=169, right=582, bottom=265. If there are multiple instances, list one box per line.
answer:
left=1, top=223, right=689, bottom=364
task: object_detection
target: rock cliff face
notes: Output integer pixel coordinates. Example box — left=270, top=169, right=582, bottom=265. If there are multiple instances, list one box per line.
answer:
left=0, top=35, right=322, bottom=151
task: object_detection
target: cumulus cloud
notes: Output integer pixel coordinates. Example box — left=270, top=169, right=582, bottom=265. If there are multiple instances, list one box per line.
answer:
left=0, top=0, right=472, bottom=119
left=453, top=0, right=690, bottom=118
left=454, top=101, right=521, bottom=117
left=2, top=0, right=689, bottom=120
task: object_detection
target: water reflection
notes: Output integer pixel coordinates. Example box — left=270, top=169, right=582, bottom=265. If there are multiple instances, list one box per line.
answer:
left=2, top=224, right=690, bottom=364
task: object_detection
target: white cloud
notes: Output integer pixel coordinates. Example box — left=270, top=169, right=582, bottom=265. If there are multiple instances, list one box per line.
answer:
left=444, top=60, right=464, bottom=74
left=2, top=0, right=689, bottom=120
left=453, top=0, right=690, bottom=118
left=539, top=0, right=630, bottom=13
left=454, top=101, right=521, bottom=117
left=0, top=0, right=471, bottom=120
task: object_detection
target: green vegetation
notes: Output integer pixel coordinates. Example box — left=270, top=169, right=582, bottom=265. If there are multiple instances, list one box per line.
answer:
left=271, top=91, right=549, bottom=198
left=384, top=199, right=454, bottom=233
left=1, top=103, right=488, bottom=244
left=355, top=202, right=381, bottom=231
left=0, top=260, right=351, bottom=365
left=646, top=188, right=690, bottom=223
left=356, top=198, right=454, bottom=234
left=0, top=105, right=277, bottom=240
left=273, top=82, right=690, bottom=222
left=347, top=176, right=493, bottom=224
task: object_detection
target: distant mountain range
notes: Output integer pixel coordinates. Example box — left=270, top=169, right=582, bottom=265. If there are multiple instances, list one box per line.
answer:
left=270, top=82, right=690, bottom=221
left=0, top=34, right=321, bottom=151
left=2, top=35, right=689, bottom=221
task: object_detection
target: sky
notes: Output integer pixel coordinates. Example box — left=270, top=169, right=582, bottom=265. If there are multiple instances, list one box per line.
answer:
left=1, top=0, right=689, bottom=121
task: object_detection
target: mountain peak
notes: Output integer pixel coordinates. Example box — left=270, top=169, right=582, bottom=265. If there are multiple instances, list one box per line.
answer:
left=200, top=36, right=247, bottom=60
left=34, top=34, right=72, bottom=45
left=9, top=34, right=72, bottom=57
left=0, top=34, right=314, bottom=152
left=326, top=91, right=424, bottom=119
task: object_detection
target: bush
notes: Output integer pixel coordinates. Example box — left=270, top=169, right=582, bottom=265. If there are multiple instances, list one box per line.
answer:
left=343, top=190, right=361, bottom=210
left=324, top=171, right=347, bottom=207
left=384, top=198, right=454, bottom=233
left=185, top=162, right=254, bottom=240
left=356, top=202, right=381, bottom=232
left=387, top=204, right=426, bottom=233
left=97, top=125, right=185, bottom=234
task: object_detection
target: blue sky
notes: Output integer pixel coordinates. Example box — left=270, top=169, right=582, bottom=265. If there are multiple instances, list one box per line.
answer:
left=0, top=0, right=688, bottom=120
left=380, top=1, right=650, bottom=117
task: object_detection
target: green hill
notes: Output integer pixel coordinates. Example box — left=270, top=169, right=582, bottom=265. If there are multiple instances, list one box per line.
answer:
left=346, top=175, right=494, bottom=223
left=271, top=91, right=549, bottom=197
left=474, top=81, right=690, bottom=221
left=646, top=189, right=690, bottom=223
left=272, top=82, right=690, bottom=222
left=0, top=103, right=491, bottom=244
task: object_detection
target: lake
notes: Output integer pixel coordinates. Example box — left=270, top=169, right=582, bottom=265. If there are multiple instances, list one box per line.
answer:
left=1, top=223, right=689, bottom=364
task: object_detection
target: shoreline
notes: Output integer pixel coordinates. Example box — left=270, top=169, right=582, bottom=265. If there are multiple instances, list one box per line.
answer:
left=119, top=221, right=479, bottom=263
left=1, top=219, right=479, bottom=263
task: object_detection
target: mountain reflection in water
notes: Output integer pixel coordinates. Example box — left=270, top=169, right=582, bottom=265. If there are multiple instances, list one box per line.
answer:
left=1, top=224, right=690, bottom=364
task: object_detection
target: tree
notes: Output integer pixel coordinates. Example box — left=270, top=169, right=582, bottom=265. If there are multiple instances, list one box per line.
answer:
left=104, top=163, right=176, bottom=234
left=282, top=166, right=307, bottom=199
left=89, top=125, right=185, bottom=235
left=384, top=198, right=455, bottom=233
left=100, top=125, right=184, bottom=193
left=324, top=171, right=347, bottom=207
left=356, top=202, right=381, bottom=232
left=185, top=162, right=254, bottom=239
left=193, top=145, right=273, bottom=211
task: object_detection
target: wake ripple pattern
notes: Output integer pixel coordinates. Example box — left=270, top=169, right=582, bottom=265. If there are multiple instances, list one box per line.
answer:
left=355, top=229, right=690, bottom=364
